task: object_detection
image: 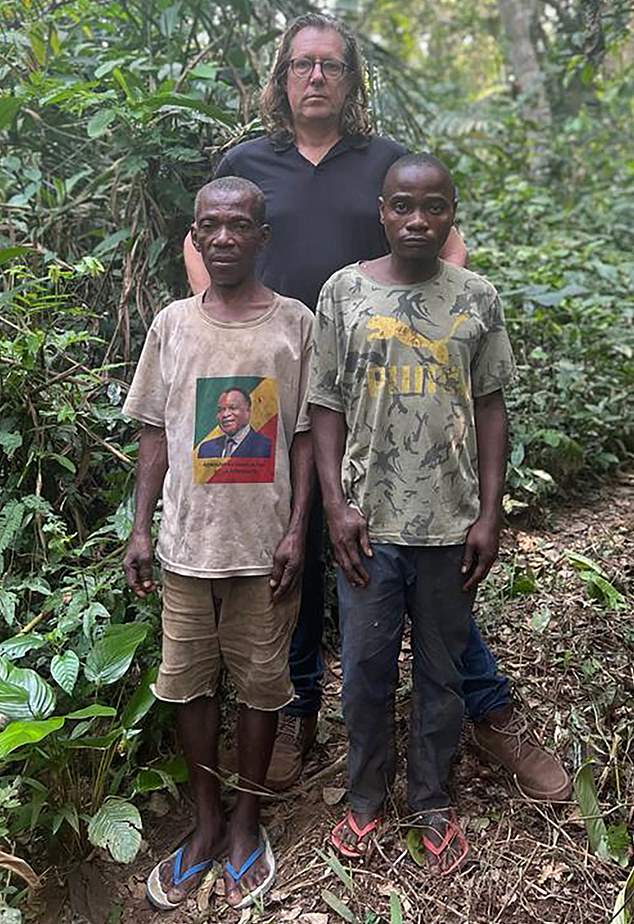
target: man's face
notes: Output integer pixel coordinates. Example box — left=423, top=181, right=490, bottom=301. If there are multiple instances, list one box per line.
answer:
left=192, top=189, right=269, bottom=287
left=285, top=27, right=352, bottom=128
left=379, top=164, right=456, bottom=263
left=217, top=390, right=251, bottom=436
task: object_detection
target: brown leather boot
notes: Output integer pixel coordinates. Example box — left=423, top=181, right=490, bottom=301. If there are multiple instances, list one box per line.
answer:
left=472, top=705, right=571, bottom=802
left=265, top=713, right=318, bottom=791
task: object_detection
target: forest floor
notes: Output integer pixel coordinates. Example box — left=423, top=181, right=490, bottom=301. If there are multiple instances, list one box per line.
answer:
left=42, top=475, right=633, bottom=924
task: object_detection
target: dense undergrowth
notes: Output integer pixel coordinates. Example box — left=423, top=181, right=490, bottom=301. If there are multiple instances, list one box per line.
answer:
left=0, top=0, right=632, bottom=908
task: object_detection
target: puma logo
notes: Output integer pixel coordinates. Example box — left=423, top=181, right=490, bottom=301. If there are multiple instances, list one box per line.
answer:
left=367, top=314, right=468, bottom=365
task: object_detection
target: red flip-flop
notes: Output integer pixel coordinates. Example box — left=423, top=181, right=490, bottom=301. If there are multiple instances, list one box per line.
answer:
left=411, top=809, right=469, bottom=877
left=330, top=811, right=380, bottom=859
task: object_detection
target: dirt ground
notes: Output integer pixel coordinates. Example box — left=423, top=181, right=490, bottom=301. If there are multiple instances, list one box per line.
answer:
left=36, top=476, right=634, bottom=924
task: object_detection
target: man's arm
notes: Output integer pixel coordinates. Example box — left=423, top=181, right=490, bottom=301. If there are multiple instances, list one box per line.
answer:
left=123, top=424, right=168, bottom=598
left=440, top=225, right=468, bottom=268
left=184, top=231, right=210, bottom=295
left=269, top=430, right=315, bottom=602
left=311, top=405, right=372, bottom=588
left=462, top=389, right=507, bottom=591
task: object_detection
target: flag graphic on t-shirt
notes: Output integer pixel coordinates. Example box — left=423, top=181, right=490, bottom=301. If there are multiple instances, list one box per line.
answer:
left=192, top=376, right=277, bottom=484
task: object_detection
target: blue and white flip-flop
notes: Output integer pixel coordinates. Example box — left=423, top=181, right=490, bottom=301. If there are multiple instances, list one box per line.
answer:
left=225, top=826, right=276, bottom=910
left=146, top=845, right=220, bottom=911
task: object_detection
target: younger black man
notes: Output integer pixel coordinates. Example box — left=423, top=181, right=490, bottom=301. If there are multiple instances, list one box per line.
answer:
left=122, top=176, right=313, bottom=910
left=310, top=154, right=515, bottom=874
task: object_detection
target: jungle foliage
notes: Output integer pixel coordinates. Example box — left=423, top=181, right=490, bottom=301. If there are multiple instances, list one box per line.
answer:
left=0, top=0, right=632, bottom=892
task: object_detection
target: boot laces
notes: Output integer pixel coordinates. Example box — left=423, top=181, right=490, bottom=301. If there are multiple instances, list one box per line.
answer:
left=494, top=711, right=531, bottom=760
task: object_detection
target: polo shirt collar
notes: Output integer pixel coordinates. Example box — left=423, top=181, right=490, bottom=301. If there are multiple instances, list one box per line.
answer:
left=270, top=133, right=371, bottom=155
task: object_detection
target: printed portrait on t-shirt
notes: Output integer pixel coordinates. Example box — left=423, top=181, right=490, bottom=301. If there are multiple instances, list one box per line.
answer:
left=192, top=376, right=277, bottom=484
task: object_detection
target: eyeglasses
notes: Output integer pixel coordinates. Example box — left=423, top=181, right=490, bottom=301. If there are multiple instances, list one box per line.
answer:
left=288, top=57, right=349, bottom=81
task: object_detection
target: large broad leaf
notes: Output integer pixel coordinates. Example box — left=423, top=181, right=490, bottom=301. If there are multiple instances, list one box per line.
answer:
left=0, top=658, right=55, bottom=720
left=50, top=651, right=80, bottom=695
left=613, top=866, right=634, bottom=924
left=84, top=624, right=148, bottom=686
left=86, top=108, right=116, bottom=138
left=87, top=797, right=142, bottom=863
left=0, top=717, right=65, bottom=760
left=574, top=763, right=611, bottom=861
left=121, top=667, right=157, bottom=729
left=66, top=704, right=117, bottom=720
left=0, top=634, right=46, bottom=660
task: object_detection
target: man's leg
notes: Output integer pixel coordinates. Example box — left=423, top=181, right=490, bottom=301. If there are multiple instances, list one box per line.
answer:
left=461, top=617, right=511, bottom=720
left=407, top=546, right=474, bottom=813
left=153, top=571, right=226, bottom=904
left=220, top=575, right=300, bottom=901
left=224, top=706, right=278, bottom=906
left=406, top=546, right=473, bottom=875
left=462, top=616, right=571, bottom=801
left=266, top=494, right=324, bottom=789
left=334, top=545, right=407, bottom=852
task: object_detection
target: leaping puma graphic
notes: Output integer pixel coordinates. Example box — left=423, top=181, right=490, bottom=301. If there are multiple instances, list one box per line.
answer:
left=366, top=314, right=468, bottom=365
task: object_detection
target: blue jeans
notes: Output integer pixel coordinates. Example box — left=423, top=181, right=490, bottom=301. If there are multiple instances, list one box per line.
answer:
left=286, top=505, right=510, bottom=721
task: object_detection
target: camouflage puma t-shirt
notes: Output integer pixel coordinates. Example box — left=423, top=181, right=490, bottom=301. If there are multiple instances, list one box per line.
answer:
left=309, top=261, right=516, bottom=546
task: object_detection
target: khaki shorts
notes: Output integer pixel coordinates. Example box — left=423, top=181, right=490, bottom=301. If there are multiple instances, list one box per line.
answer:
left=154, top=570, right=300, bottom=711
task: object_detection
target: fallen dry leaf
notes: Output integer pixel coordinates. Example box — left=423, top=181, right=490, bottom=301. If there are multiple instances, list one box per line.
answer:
left=322, top=786, right=346, bottom=806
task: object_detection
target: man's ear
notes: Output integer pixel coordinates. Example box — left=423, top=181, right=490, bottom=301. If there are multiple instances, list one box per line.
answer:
left=259, top=223, right=272, bottom=247
left=378, top=196, right=385, bottom=226
left=191, top=222, right=200, bottom=251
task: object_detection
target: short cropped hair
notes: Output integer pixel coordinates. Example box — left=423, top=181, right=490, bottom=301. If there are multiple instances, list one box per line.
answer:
left=194, top=176, right=266, bottom=224
left=383, top=153, right=458, bottom=206
left=219, top=387, right=252, bottom=408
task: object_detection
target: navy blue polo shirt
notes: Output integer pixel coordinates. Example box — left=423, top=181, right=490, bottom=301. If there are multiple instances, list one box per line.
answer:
left=215, top=134, right=407, bottom=310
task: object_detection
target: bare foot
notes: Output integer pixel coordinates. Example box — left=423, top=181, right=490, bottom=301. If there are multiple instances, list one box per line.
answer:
left=158, top=824, right=227, bottom=905
left=333, top=810, right=379, bottom=856
left=412, top=809, right=469, bottom=876
left=224, top=820, right=271, bottom=907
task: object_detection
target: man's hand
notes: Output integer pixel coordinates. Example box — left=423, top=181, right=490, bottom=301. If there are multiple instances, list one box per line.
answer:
left=270, top=528, right=305, bottom=603
left=123, top=531, right=156, bottom=598
left=461, top=517, right=500, bottom=591
left=327, top=503, right=372, bottom=588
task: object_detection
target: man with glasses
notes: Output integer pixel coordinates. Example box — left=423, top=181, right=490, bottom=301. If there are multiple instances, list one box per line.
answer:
left=183, top=13, right=570, bottom=806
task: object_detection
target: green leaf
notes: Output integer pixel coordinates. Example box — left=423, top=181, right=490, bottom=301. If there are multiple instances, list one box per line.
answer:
left=0, top=659, right=56, bottom=720
left=133, top=767, right=177, bottom=797
left=188, top=63, right=218, bottom=80
left=0, top=717, right=64, bottom=760
left=321, top=889, right=356, bottom=922
left=87, top=108, right=116, bottom=138
left=84, top=623, right=148, bottom=685
left=50, top=651, right=80, bottom=695
left=66, top=704, right=117, bottom=720
left=405, top=827, right=426, bottom=867
left=613, top=865, right=634, bottom=924
left=566, top=550, right=609, bottom=579
left=52, top=802, right=80, bottom=836
left=0, top=590, right=17, bottom=626
left=121, top=667, right=157, bottom=729
left=47, top=453, right=76, bottom=475
left=0, top=97, right=22, bottom=131
left=390, top=893, right=404, bottom=924
left=530, top=606, right=552, bottom=633
left=92, top=228, right=131, bottom=258
left=315, top=848, right=354, bottom=893
left=510, top=568, right=537, bottom=596
left=142, top=92, right=235, bottom=126
left=0, top=634, right=46, bottom=660
left=61, top=728, right=122, bottom=749
left=574, top=764, right=610, bottom=861
left=87, top=798, right=142, bottom=863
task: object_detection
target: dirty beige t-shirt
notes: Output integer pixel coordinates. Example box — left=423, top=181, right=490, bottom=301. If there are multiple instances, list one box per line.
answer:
left=309, top=261, right=516, bottom=546
left=123, top=292, right=313, bottom=578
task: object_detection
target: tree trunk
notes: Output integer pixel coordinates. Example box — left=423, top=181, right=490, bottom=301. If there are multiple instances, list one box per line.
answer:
left=498, top=0, right=551, bottom=173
